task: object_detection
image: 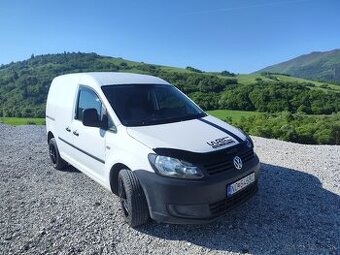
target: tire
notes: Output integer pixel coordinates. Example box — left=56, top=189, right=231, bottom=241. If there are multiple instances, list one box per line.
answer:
left=48, top=138, right=67, bottom=170
left=118, top=169, right=149, bottom=227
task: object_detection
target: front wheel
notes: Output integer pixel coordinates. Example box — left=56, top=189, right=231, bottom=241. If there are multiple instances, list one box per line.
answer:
left=118, top=170, right=149, bottom=227
left=48, top=138, right=67, bottom=170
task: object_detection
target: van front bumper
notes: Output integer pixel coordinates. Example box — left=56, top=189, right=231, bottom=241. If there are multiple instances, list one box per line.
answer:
left=134, top=155, right=260, bottom=224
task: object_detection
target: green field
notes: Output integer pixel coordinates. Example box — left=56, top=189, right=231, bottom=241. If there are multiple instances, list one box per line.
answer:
left=0, top=111, right=258, bottom=125
left=207, top=109, right=260, bottom=121
left=1, top=111, right=252, bottom=126
left=1, top=117, right=45, bottom=125
left=0, top=110, right=333, bottom=126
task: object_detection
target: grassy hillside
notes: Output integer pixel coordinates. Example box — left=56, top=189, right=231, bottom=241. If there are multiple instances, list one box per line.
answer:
left=257, top=49, right=340, bottom=83
left=0, top=52, right=339, bottom=119
left=236, top=73, right=340, bottom=91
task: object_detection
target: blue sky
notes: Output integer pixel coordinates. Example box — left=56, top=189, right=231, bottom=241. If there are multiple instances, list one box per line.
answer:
left=0, top=0, right=339, bottom=73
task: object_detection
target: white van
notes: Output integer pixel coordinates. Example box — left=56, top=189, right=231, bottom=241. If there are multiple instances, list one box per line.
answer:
left=46, top=72, right=260, bottom=227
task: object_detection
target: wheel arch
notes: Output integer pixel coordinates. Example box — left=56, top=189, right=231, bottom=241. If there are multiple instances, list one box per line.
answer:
left=110, top=163, right=130, bottom=195
left=47, top=131, right=54, bottom=144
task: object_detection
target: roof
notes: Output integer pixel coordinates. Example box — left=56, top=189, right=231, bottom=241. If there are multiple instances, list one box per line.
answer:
left=57, top=72, right=170, bottom=86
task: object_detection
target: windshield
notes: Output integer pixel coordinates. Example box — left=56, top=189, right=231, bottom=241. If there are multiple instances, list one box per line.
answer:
left=101, top=84, right=206, bottom=127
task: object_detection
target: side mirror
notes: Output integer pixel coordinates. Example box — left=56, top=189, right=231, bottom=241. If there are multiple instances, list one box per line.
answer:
left=82, top=108, right=109, bottom=130
left=83, top=108, right=101, bottom=128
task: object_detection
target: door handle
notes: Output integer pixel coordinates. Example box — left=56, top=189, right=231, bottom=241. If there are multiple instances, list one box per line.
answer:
left=65, top=127, right=71, bottom=132
left=73, top=131, right=79, bottom=136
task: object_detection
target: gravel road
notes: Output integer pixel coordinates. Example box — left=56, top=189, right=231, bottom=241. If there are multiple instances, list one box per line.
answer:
left=0, top=124, right=339, bottom=255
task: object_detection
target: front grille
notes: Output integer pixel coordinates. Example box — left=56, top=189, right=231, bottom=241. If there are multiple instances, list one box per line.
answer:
left=203, top=148, right=255, bottom=175
left=209, top=182, right=258, bottom=216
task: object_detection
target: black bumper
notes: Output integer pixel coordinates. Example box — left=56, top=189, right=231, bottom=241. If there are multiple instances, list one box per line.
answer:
left=135, top=154, right=260, bottom=224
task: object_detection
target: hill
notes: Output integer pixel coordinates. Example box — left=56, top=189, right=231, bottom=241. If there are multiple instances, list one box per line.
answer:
left=0, top=52, right=339, bottom=118
left=257, top=49, right=340, bottom=83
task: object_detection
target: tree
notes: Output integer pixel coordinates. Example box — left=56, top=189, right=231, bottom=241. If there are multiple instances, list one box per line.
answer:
left=186, top=66, right=203, bottom=73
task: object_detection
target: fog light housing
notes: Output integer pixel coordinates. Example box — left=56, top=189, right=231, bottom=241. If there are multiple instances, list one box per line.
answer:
left=167, top=204, right=210, bottom=218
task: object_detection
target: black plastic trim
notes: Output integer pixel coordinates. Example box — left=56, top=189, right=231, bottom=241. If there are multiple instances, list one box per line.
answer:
left=46, top=115, right=55, bottom=121
left=58, top=136, right=105, bottom=164
left=153, top=142, right=250, bottom=165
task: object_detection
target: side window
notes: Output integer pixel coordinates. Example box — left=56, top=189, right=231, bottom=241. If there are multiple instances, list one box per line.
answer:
left=75, top=88, right=102, bottom=121
left=75, top=87, right=117, bottom=132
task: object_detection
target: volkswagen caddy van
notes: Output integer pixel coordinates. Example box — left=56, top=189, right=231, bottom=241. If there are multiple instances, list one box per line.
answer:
left=46, top=72, right=260, bottom=227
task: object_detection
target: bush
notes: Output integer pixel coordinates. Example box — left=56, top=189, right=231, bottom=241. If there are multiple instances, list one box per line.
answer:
left=186, top=66, right=203, bottom=73
left=231, top=112, right=340, bottom=145
left=220, top=70, right=236, bottom=77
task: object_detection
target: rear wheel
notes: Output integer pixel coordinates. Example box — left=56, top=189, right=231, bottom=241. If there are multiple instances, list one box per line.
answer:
left=118, top=169, right=149, bottom=227
left=48, top=138, right=67, bottom=170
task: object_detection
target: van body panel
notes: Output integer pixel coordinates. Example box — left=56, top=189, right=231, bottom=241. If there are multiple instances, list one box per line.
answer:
left=104, top=127, right=155, bottom=183
left=71, top=120, right=107, bottom=183
left=204, top=115, right=246, bottom=141
left=126, top=117, right=244, bottom=153
left=47, top=75, right=79, bottom=159
left=80, top=72, right=170, bottom=86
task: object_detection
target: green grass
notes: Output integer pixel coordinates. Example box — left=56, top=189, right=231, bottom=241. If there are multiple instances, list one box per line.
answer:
left=2, top=112, right=253, bottom=125
left=1, top=117, right=45, bottom=125
left=207, top=109, right=260, bottom=121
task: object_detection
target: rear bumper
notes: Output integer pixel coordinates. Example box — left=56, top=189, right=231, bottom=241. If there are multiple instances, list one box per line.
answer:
left=135, top=154, right=260, bottom=224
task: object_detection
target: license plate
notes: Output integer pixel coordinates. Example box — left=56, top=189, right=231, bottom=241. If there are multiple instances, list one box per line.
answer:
left=227, top=173, right=255, bottom=197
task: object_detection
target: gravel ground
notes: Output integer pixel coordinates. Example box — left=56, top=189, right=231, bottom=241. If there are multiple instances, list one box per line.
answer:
left=0, top=124, right=339, bottom=255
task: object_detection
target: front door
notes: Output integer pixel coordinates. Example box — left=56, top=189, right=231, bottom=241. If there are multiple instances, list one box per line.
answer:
left=71, top=86, right=106, bottom=183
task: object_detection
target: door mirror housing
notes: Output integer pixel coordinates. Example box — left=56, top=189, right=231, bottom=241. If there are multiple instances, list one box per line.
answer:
left=83, top=108, right=101, bottom=128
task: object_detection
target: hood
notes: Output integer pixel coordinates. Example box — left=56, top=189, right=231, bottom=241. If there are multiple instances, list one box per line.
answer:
left=126, top=115, right=246, bottom=153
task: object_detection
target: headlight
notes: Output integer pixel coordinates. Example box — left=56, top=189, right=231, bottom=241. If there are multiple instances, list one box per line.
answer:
left=148, top=154, right=204, bottom=179
left=237, top=127, right=254, bottom=149
left=245, top=135, right=254, bottom=148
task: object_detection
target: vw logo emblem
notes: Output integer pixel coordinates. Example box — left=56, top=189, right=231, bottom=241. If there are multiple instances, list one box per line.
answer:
left=233, top=156, right=243, bottom=170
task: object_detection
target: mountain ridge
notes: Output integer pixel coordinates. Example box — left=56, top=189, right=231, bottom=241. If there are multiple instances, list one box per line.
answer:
left=256, top=49, right=340, bottom=83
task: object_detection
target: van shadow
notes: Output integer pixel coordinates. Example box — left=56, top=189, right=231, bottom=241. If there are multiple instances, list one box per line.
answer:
left=61, top=165, right=81, bottom=173
left=138, top=163, right=339, bottom=254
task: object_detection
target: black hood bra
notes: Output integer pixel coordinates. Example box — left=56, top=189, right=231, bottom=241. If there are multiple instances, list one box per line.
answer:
left=153, top=142, right=250, bottom=165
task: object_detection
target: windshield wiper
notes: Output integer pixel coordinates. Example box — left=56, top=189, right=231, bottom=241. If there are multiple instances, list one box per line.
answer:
left=124, top=112, right=206, bottom=127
